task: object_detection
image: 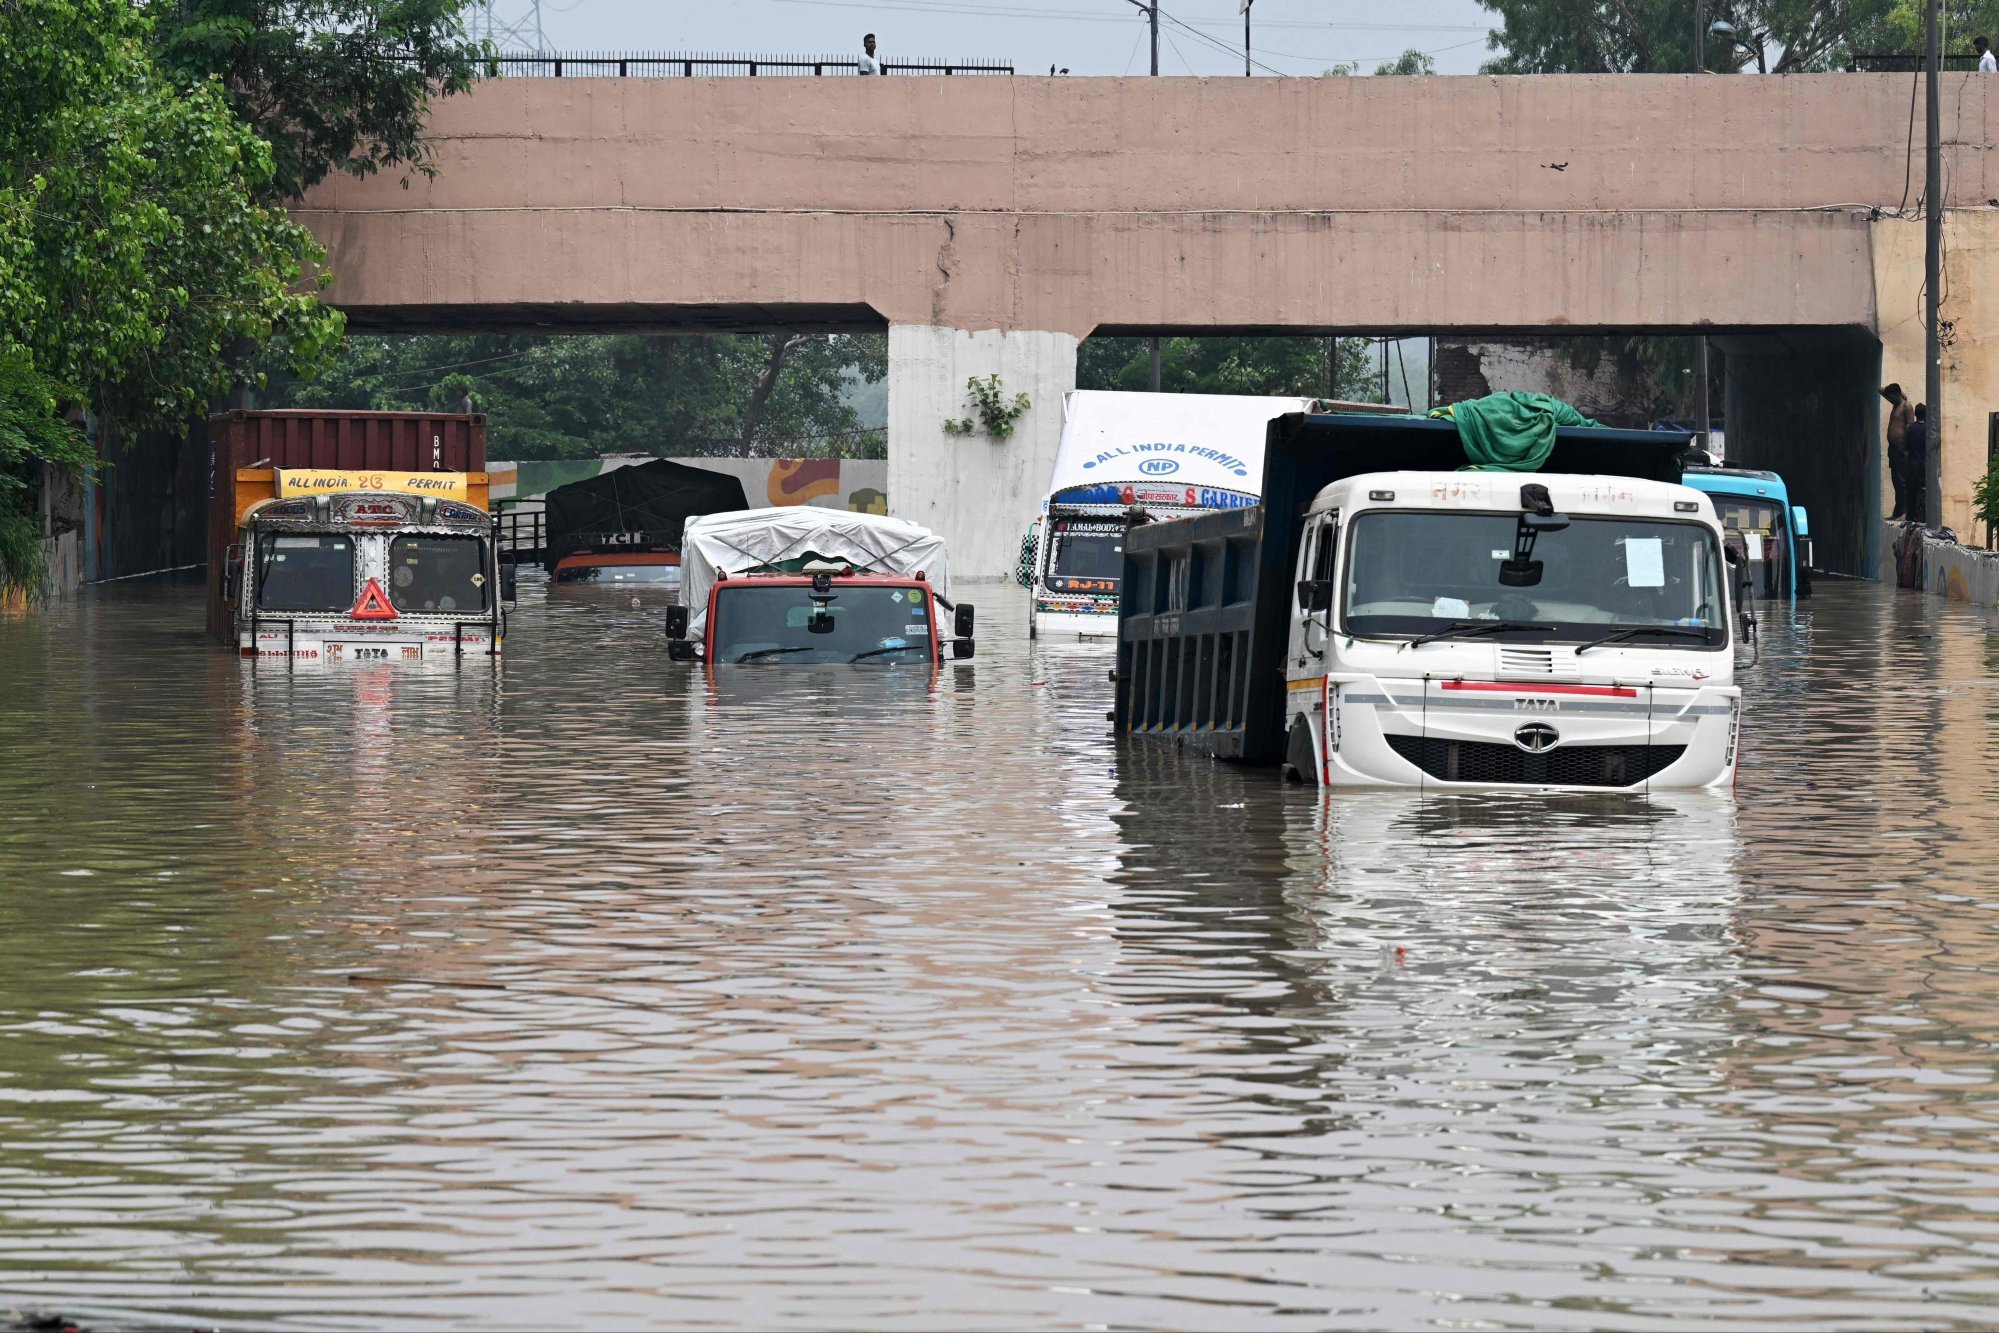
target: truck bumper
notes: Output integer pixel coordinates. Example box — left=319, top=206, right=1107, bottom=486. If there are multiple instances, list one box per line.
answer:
left=1317, top=675, right=1739, bottom=791
left=239, top=627, right=501, bottom=662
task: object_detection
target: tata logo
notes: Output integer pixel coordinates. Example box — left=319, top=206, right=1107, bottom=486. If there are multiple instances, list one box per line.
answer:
left=1513, top=722, right=1560, bottom=752
left=1137, top=459, right=1180, bottom=477
left=1513, top=698, right=1559, bottom=712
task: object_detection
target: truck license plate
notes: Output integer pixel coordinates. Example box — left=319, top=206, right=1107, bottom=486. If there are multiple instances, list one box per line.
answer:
left=328, top=643, right=422, bottom=663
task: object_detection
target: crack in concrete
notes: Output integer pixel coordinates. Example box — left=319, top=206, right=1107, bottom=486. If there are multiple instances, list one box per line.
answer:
left=932, top=217, right=957, bottom=324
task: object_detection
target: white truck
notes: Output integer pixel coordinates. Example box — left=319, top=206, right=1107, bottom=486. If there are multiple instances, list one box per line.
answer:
left=1114, top=411, right=1750, bottom=792
left=1025, top=391, right=1400, bottom=641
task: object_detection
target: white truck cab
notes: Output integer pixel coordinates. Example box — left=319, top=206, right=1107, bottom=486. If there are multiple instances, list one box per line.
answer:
left=1282, top=472, right=1741, bottom=789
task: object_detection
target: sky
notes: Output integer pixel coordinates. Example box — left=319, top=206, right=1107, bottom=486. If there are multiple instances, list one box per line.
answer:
left=493, top=0, right=1504, bottom=77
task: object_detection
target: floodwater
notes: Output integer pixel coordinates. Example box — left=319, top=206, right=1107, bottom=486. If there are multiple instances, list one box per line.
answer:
left=4, top=577, right=1999, bottom=1330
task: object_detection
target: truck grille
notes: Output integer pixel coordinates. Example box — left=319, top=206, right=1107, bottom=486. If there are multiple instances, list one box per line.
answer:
left=1384, top=735, right=1686, bottom=788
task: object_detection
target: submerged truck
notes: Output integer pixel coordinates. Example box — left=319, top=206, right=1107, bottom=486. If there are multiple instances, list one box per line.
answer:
left=1114, top=410, right=1753, bottom=791
left=543, top=457, right=749, bottom=597
left=1682, top=466, right=1812, bottom=599
left=665, top=507, right=973, bottom=667
left=207, top=410, right=510, bottom=662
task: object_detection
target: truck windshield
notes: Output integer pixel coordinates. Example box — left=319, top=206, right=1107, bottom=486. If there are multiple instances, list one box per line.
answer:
left=1343, top=511, right=1726, bottom=647
left=257, top=533, right=355, bottom=612
left=711, top=584, right=935, bottom=664
left=1046, top=520, right=1123, bottom=591
left=388, top=535, right=489, bottom=613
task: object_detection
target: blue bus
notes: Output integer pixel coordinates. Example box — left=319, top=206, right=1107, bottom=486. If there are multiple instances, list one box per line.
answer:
left=1682, top=467, right=1811, bottom=599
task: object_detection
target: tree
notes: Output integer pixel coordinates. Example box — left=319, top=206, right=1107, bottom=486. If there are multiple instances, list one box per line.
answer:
left=268, top=332, right=890, bottom=460
left=1476, top=0, right=1893, bottom=74
left=1848, top=1, right=1999, bottom=58
left=150, top=0, right=488, bottom=200
left=0, top=0, right=342, bottom=589
left=1375, top=49, right=1437, bottom=75
left=1078, top=336, right=1380, bottom=402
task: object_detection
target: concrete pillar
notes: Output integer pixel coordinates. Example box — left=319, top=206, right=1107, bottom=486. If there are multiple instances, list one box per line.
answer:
left=887, top=324, right=1078, bottom=579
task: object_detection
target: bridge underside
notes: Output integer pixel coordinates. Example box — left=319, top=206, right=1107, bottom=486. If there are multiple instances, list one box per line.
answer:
left=295, top=73, right=1999, bottom=574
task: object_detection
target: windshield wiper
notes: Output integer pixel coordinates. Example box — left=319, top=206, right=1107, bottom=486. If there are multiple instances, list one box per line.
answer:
left=735, top=646, right=813, bottom=662
left=850, top=644, right=929, bottom=662
left=1405, top=620, right=1542, bottom=649
left=1574, top=625, right=1713, bottom=654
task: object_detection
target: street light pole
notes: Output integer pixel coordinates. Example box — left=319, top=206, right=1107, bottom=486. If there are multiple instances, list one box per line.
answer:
left=1243, top=0, right=1252, bottom=77
left=1693, top=2, right=1709, bottom=451
left=1925, top=0, right=1944, bottom=525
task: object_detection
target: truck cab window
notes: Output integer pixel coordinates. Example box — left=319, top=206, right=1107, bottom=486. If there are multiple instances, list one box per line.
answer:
left=390, top=535, right=489, bottom=613
left=257, top=534, right=355, bottom=612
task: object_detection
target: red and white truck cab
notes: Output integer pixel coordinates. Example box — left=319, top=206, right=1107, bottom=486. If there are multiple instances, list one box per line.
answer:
left=665, top=508, right=972, bottom=668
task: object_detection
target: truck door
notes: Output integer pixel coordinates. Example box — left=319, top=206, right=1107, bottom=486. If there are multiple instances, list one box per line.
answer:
left=1287, top=513, right=1338, bottom=676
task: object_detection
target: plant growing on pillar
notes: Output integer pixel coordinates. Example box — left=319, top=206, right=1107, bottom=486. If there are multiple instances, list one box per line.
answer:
left=943, top=374, right=1031, bottom=441
left=1974, top=458, right=1999, bottom=539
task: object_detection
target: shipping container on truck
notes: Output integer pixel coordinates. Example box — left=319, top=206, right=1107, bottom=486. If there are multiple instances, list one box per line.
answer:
left=206, top=410, right=486, bottom=641
left=1113, top=412, right=1756, bottom=792
left=206, top=410, right=506, bottom=661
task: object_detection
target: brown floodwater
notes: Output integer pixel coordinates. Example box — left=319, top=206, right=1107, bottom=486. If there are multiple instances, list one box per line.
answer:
left=4, top=576, right=1999, bottom=1330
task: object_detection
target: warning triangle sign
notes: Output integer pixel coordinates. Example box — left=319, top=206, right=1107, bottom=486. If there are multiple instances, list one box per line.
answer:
left=351, top=577, right=398, bottom=620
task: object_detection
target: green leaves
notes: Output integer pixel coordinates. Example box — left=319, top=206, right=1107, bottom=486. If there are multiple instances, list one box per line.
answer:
left=1476, top=0, right=1898, bottom=74
left=265, top=333, right=889, bottom=461
left=0, top=0, right=344, bottom=588
left=151, top=0, right=488, bottom=201
left=1078, top=336, right=1379, bottom=401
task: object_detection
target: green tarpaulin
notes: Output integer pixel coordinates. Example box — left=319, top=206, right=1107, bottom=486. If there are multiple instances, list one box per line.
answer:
left=1428, top=392, right=1602, bottom=472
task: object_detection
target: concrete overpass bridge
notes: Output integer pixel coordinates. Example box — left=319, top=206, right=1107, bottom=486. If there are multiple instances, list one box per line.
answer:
left=297, top=74, right=1999, bottom=576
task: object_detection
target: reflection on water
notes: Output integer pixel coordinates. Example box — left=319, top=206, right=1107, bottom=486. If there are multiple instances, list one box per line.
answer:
left=4, top=576, right=1999, bottom=1329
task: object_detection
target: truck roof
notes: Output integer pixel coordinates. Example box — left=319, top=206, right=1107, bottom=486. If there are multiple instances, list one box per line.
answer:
left=1309, top=471, right=1716, bottom=521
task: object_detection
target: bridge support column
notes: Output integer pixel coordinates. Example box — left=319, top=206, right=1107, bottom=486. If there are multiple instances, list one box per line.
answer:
left=887, top=325, right=1078, bottom=579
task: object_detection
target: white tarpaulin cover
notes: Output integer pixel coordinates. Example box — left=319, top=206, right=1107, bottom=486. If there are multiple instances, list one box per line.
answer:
left=682, top=507, right=951, bottom=634
left=1043, top=390, right=1321, bottom=509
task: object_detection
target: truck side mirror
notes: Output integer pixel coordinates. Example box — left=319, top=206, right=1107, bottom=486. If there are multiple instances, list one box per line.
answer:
left=667, top=638, right=696, bottom=662
left=665, top=604, right=689, bottom=639
left=1790, top=505, right=1810, bottom=537
left=952, top=637, right=975, bottom=659
left=499, top=558, right=518, bottom=605
left=954, top=602, right=975, bottom=638
left=1296, top=578, right=1333, bottom=611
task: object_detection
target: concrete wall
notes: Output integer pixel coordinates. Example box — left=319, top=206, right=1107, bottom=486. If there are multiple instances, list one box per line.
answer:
left=1873, top=214, right=1999, bottom=539
left=295, top=74, right=1989, bottom=336
left=1432, top=336, right=1672, bottom=429
left=887, top=326, right=1077, bottom=577
left=1881, top=521, right=1999, bottom=607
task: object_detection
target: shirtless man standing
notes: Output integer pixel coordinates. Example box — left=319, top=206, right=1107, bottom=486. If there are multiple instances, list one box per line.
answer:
left=1883, top=383, right=1916, bottom=520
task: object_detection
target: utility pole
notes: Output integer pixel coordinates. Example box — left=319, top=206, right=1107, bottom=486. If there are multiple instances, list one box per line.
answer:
left=1693, top=2, right=1711, bottom=451
left=1130, top=0, right=1162, bottom=387
left=1925, top=0, right=1944, bottom=525
left=1242, top=0, right=1252, bottom=77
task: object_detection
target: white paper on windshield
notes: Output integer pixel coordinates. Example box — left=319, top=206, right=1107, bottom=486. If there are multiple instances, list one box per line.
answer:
left=1745, top=532, right=1765, bottom=562
left=1490, top=550, right=1510, bottom=561
left=1624, top=537, right=1665, bottom=588
left=1432, top=597, right=1471, bottom=618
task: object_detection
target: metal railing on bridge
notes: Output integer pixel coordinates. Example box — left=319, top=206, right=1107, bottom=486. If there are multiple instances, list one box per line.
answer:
left=1848, top=52, right=1987, bottom=72
left=489, top=50, right=1013, bottom=78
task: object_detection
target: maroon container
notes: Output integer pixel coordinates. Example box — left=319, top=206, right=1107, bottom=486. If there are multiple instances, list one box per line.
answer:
left=205, top=410, right=487, bottom=643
